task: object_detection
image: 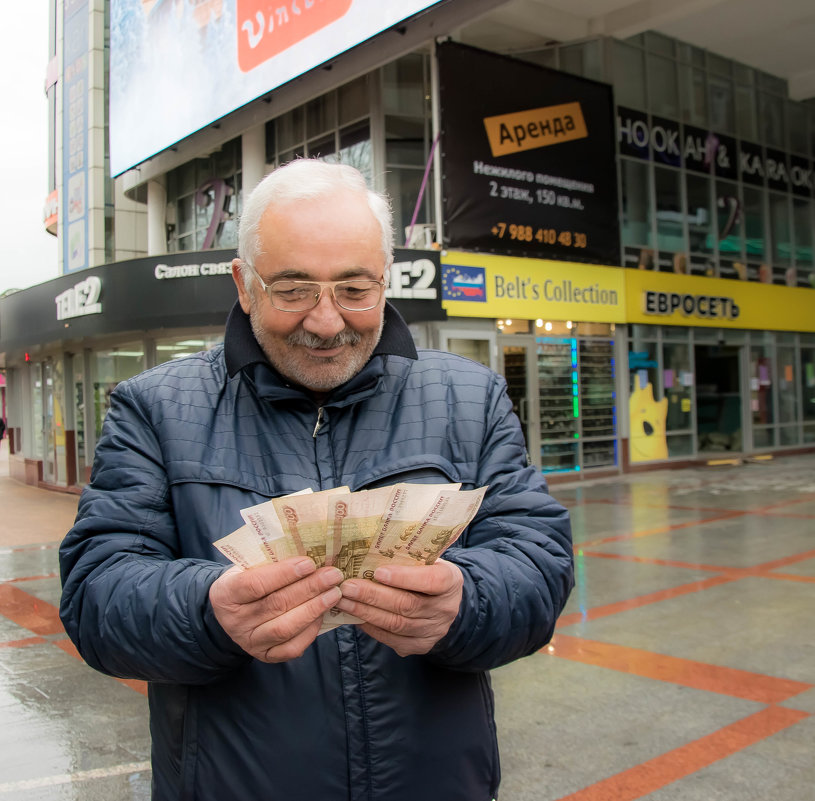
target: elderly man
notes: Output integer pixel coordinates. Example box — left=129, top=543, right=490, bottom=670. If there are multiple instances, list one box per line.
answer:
left=60, top=159, right=573, bottom=801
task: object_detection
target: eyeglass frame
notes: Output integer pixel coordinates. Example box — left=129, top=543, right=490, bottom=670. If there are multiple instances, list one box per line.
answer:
left=242, top=261, right=387, bottom=313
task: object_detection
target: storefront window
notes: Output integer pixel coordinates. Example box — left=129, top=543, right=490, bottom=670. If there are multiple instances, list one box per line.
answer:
left=537, top=337, right=579, bottom=472
left=777, top=346, right=799, bottom=427
left=716, top=180, right=744, bottom=261
left=686, top=174, right=713, bottom=254
left=768, top=193, right=791, bottom=267
left=709, top=75, right=735, bottom=133
left=166, top=138, right=242, bottom=253
left=620, top=159, right=652, bottom=250
left=735, top=84, right=757, bottom=141
left=647, top=54, right=678, bottom=118
left=655, top=167, right=682, bottom=255
left=579, top=339, right=616, bottom=468
left=92, top=343, right=144, bottom=439
left=750, top=344, right=774, bottom=449
left=743, top=187, right=766, bottom=263
left=43, top=359, right=66, bottom=485
left=802, top=346, right=815, bottom=443
left=612, top=41, right=646, bottom=109
left=384, top=53, right=433, bottom=240
left=74, top=356, right=88, bottom=482
left=758, top=92, right=786, bottom=150
left=792, top=199, right=813, bottom=267
left=679, top=65, right=707, bottom=126
left=31, top=364, right=44, bottom=460
left=155, top=335, right=224, bottom=365
left=663, top=343, right=692, bottom=434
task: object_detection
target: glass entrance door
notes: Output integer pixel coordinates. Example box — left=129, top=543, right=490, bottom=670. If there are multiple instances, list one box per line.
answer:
left=536, top=336, right=580, bottom=473
left=500, top=338, right=539, bottom=462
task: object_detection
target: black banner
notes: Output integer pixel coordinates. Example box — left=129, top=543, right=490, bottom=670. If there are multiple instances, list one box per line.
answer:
left=0, top=249, right=445, bottom=353
left=438, top=42, right=620, bottom=265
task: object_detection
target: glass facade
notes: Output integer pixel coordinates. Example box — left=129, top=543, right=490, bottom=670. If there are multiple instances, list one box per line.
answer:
left=541, top=35, right=815, bottom=289
left=166, top=138, right=243, bottom=253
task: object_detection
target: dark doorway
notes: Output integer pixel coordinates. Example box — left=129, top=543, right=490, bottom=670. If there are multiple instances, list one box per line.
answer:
left=695, top=345, right=742, bottom=452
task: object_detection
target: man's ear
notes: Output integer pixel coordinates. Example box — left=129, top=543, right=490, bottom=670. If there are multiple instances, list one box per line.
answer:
left=232, top=259, right=252, bottom=314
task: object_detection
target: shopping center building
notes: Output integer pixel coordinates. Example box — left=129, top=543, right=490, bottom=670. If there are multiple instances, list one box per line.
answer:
left=2, top=0, right=814, bottom=490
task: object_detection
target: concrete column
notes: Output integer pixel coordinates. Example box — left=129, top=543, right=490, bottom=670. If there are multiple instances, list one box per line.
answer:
left=242, top=125, right=267, bottom=196
left=146, top=178, right=167, bottom=256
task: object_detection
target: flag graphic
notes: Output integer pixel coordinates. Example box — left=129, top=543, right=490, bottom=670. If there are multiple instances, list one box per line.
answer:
left=442, top=265, right=487, bottom=302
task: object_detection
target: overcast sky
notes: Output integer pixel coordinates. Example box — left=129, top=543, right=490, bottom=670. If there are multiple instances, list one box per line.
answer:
left=0, top=2, right=59, bottom=296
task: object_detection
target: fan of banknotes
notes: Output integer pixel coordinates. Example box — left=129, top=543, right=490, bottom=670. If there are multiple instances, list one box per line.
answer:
left=214, top=482, right=487, bottom=632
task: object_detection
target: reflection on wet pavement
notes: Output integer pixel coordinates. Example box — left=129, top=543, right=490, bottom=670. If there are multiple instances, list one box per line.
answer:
left=0, top=453, right=813, bottom=800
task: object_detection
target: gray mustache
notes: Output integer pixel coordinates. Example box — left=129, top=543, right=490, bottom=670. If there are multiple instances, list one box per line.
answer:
left=286, top=329, right=362, bottom=349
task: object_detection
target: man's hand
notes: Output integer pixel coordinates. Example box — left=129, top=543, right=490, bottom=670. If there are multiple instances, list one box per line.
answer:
left=209, top=557, right=343, bottom=663
left=334, top=560, right=464, bottom=656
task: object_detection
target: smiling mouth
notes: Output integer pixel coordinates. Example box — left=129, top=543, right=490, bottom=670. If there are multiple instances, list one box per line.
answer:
left=303, top=345, right=346, bottom=358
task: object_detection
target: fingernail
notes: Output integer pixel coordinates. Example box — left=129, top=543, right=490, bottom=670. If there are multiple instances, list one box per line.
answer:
left=322, top=587, right=342, bottom=607
left=373, top=567, right=391, bottom=583
left=340, top=581, right=359, bottom=599
left=321, top=567, right=344, bottom=586
left=294, top=558, right=316, bottom=577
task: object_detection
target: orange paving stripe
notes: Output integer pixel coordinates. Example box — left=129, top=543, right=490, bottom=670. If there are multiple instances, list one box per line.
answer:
left=581, top=510, right=748, bottom=547
left=0, top=636, right=47, bottom=649
left=554, top=705, right=809, bottom=801
left=0, top=582, right=64, bottom=635
left=8, top=573, right=59, bottom=583
left=557, top=575, right=738, bottom=628
left=0, top=582, right=148, bottom=697
left=54, top=638, right=148, bottom=696
left=548, top=634, right=813, bottom=704
left=579, top=548, right=815, bottom=579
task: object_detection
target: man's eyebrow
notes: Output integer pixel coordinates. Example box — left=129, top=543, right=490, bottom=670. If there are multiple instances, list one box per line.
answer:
left=266, top=267, right=382, bottom=281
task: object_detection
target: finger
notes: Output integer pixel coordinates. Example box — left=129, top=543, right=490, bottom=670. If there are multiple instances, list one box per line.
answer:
left=258, top=567, right=344, bottom=621
left=220, top=557, right=319, bottom=604
left=356, top=620, right=437, bottom=657
left=252, top=586, right=342, bottom=660
left=334, top=588, right=428, bottom=630
left=367, top=560, right=462, bottom=596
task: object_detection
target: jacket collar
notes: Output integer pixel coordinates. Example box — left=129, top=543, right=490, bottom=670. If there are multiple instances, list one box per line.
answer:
left=224, top=300, right=418, bottom=380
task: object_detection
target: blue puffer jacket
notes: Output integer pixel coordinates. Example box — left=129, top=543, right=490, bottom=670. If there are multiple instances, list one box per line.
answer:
left=59, top=303, right=573, bottom=801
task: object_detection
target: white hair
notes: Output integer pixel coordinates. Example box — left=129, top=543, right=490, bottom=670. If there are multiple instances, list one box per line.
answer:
left=237, top=159, right=393, bottom=278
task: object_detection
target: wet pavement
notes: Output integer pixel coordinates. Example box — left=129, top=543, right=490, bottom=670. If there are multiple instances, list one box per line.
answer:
left=0, top=440, right=813, bottom=800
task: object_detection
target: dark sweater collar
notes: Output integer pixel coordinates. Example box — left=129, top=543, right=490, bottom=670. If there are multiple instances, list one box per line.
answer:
left=224, top=300, right=418, bottom=378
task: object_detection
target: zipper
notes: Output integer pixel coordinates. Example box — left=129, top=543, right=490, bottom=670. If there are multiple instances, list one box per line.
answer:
left=312, top=406, right=324, bottom=438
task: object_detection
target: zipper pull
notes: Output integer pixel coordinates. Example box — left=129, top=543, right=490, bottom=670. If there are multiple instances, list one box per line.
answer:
left=312, top=407, right=324, bottom=438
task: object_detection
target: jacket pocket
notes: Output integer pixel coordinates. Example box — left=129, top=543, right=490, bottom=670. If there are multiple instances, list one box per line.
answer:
left=353, top=453, right=463, bottom=491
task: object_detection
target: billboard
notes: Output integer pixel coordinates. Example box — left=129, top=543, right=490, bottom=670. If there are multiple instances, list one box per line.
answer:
left=109, top=0, right=443, bottom=176
left=63, top=0, right=89, bottom=273
left=438, top=42, right=620, bottom=266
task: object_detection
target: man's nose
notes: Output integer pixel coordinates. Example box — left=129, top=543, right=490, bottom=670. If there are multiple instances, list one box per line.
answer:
left=301, top=289, right=346, bottom=338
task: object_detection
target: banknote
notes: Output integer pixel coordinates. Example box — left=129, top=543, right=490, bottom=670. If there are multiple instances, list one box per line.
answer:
left=322, top=486, right=395, bottom=628
left=402, top=486, right=488, bottom=564
left=239, top=487, right=313, bottom=561
left=355, top=482, right=460, bottom=579
left=214, top=482, right=487, bottom=634
left=213, top=523, right=290, bottom=568
left=271, top=487, right=350, bottom=567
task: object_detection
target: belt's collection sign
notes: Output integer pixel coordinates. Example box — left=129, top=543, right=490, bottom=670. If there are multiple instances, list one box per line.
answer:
left=441, top=251, right=625, bottom=322
left=437, top=42, right=620, bottom=266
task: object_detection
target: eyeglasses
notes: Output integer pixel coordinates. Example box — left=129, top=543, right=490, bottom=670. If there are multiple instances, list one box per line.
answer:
left=246, top=265, right=385, bottom=312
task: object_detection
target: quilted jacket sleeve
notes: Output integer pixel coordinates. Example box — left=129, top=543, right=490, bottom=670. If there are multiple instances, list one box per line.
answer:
left=59, top=380, right=250, bottom=684
left=428, top=372, right=574, bottom=672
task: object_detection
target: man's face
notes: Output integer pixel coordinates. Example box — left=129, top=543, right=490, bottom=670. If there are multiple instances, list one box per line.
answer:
left=233, top=189, right=387, bottom=395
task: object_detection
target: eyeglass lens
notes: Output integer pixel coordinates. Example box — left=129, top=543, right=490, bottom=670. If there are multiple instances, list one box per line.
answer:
left=268, top=280, right=382, bottom=311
